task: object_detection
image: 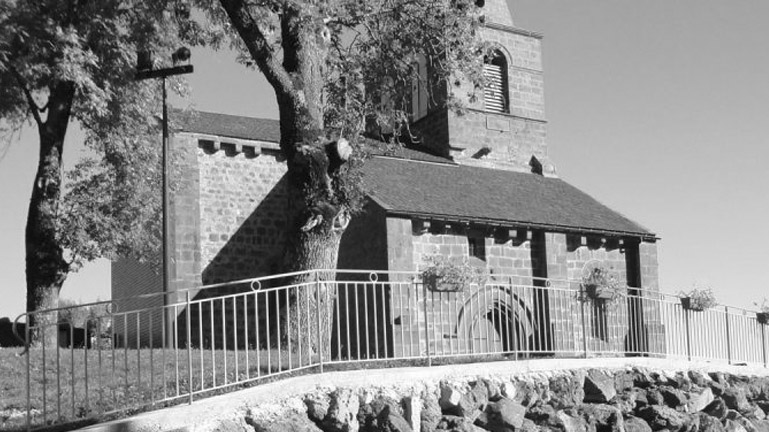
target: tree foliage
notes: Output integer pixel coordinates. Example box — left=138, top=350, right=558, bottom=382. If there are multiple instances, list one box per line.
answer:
left=0, top=0, right=203, bottom=334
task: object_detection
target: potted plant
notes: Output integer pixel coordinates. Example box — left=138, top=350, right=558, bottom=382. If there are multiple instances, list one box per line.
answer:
left=754, top=298, right=769, bottom=325
left=421, top=255, right=487, bottom=292
left=679, top=287, right=717, bottom=312
left=581, top=266, right=621, bottom=302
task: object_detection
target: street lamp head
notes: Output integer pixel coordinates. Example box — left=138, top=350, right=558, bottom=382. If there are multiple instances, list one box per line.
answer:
left=172, top=47, right=191, bottom=65
left=136, top=50, right=154, bottom=72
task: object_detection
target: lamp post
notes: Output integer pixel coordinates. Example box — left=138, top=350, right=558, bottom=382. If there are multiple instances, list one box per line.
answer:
left=135, top=48, right=193, bottom=348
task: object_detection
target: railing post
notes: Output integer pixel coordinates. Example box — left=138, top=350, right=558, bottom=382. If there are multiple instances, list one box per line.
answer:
left=724, top=305, right=731, bottom=365
left=423, top=282, right=431, bottom=367
left=315, top=271, right=324, bottom=374
left=186, top=291, right=193, bottom=404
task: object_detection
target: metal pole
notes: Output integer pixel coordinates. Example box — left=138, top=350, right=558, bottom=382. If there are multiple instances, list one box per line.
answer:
left=762, top=324, right=767, bottom=368
left=162, top=77, right=174, bottom=349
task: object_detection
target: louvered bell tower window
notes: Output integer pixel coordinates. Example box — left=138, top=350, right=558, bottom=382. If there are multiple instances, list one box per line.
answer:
left=483, top=52, right=509, bottom=114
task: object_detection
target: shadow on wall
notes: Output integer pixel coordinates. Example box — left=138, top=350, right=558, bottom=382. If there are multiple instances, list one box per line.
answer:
left=179, top=175, right=290, bottom=350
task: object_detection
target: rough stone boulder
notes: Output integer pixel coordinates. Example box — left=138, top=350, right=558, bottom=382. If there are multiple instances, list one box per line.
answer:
left=475, top=398, right=526, bottom=432
left=421, top=393, right=442, bottom=432
left=305, top=394, right=331, bottom=425
left=636, top=405, right=689, bottom=431
left=434, top=415, right=485, bottom=432
left=704, top=398, right=729, bottom=420
left=696, top=412, right=726, bottom=432
left=549, top=372, right=585, bottom=409
left=660, top=386, right=688, bottom=408
left=323, top=389, right=361, bottom=432
left=723, top=419, right=749, bottom=432
left=372, top=406, right=413, bottom=432
left=554, top=409, right=588, bottom=432
left=624, top=415, right=653, bottom=432
left=584, top=369, right=617, bottom=404
left=358, top=397, right=403, bottom=431
left=687, top=388, right=715, bottom=413
left=246, top=411, right=324, bottom=432
left=577, top=404, right=623, bottom=432
left=723, top=388, right=752, bottom=413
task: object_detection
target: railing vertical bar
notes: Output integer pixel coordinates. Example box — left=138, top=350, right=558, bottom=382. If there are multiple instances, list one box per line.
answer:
left=265, top=290, right=271, bottom=375
left=41, top=324, right=48, bottom=424
left=316, top=273, right=324, bottom=373
left=186, top=292, right=193, bottom=403
left=210, top=299, right=216, bottom=387
left=161, top=310, right=166, bottom=400
left=136, top=313, right=141, bottom=390
left=373, top=282, right=380, bottom=359
left=198, top=303, right=203, bottom=388
left=580, top=296, right=588, bottom=358
left=725, top=306, right=731, bottom=365
left=275, top=287, right=281, bottom=373
left=124, top=314, right=130, bottom=401
left=335, top=282, right=341, bottom=361
left=255, top=291, right=261, bottom=377
left=70, top=323, right=75, bottom=419
left=233, top=296, right=239, bottom=381
left=84, top=319, right=89, bottom=417
left=355, top=283, right=361, bottom=361
left=381, top=281, right=388, bottom=358
left=423, top=281, right=431, bottom=366
left=762, top=324, right=767, bottom=368
left=221, top=297, right=227, bottom=385
left=363, top=280, right=370, bottom=359
left=174, top=305, right=179, bottom=397
left=398, top=282, right=404, bottom=358
left=346, top=284, right=352, bottom=360
left=25, top=320, right=31, bottom=432
left=244, top=295, right=250, bottom=379
left=286, top=287, right=292, bottom=369
left=112, top=317, right=117, bottom=406
left=96, top=318, right=102, bottom=415
left=149, top=313, right=155, bottom=405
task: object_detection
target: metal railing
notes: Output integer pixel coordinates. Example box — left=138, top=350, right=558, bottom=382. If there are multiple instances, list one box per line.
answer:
left=9, top=269, right=769, bottom=431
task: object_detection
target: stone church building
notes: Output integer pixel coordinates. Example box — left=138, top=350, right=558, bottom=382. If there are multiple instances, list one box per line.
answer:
left=113, top=0, right=663, bottom=358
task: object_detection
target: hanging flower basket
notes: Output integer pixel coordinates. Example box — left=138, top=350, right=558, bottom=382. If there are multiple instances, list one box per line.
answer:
left=679, top=288, right=717, bottom=312
left=423, top=274, right=464, bottom=292
left=579, top=264, right=621, bottom=303
left=757, top=312, right=769, bottom=325
left=586, top=285, right=618, bottom=301
left=420, top=255, right=487, bottom=293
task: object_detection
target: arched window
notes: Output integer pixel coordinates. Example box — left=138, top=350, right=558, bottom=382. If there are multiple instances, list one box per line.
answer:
left=483, top=51, right=509, bottom=114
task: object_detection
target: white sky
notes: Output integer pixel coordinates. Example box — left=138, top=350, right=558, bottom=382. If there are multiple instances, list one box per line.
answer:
left=1, top=1, right=768, bottom=319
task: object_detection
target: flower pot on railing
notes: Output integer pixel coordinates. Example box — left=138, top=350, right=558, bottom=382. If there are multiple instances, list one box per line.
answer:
left=585, top=285, right=617, bottom=301
left=757, top=312, right=769, bottom=325
left=680, top=297, right=706, bottom=312
left=424, top=274, right=464, bottom=292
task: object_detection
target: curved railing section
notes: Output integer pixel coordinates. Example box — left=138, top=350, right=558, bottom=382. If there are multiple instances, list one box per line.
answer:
left=9, top=269, right=768, bottom=431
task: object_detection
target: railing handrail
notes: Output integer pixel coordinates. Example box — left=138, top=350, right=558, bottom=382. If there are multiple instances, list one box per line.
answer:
left=12, top=268, right=765, bottom=325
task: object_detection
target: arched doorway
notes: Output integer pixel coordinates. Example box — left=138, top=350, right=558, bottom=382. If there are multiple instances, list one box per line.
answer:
left=455, top=287, right=535, bottom=355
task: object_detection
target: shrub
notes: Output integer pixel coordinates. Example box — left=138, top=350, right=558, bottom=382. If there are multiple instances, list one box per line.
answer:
left=579, top=265, right=622, bottom=302
left=679, top=287, right=717, bottom=311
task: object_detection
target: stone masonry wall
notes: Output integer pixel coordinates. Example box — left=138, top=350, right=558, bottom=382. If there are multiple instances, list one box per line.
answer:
left=238, top=363, right=769, bottom=432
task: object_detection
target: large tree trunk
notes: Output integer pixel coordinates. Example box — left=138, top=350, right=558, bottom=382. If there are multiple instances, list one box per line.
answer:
left=25, top=82, right=75, bottom=346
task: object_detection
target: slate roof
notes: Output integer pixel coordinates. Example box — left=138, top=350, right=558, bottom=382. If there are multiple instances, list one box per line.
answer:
left=172, top=109, right=453, bottom=164
left=172, top=110, right=281, bottom=142
left=363, top=157, right=654, bottom=238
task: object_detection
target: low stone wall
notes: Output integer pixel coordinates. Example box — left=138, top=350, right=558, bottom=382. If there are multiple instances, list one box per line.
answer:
left=77, top=359, right=769, bottom=432
left=244, top=367, right=769, bottom=432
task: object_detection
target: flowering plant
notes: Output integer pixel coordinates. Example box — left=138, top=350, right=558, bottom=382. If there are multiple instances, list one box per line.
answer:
left=679, top=287, right=717, bottom=311
left=580, top=265, right=622, bottom=302
left=420, top=255, right=487, bottom=292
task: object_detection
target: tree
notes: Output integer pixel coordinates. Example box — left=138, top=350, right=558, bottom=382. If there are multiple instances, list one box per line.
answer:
left=210, top=0, right=488, bottom=356
left=0, top=0, right=193, bottom=343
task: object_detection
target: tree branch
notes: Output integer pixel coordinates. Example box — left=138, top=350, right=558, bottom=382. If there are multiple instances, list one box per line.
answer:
left=218, top=0, right=294, bottom=96
left=9, top=65, right=43, bottom=127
